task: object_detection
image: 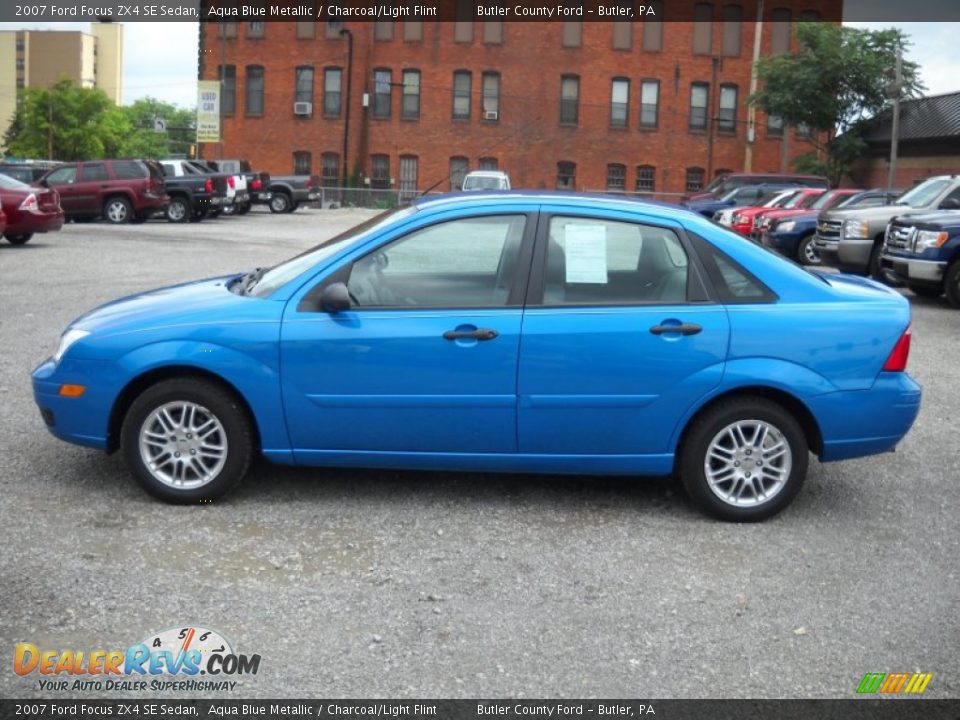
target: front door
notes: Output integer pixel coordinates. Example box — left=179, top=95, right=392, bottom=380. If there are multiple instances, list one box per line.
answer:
left=518, top=212, right=730, bottom=465
left=281, top=212, right=534, bottom=457
left=43, top=165, right=81, bottom=215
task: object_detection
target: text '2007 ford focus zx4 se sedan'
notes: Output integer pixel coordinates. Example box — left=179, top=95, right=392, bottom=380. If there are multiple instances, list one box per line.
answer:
left=32, top=193, right=921, bottom=521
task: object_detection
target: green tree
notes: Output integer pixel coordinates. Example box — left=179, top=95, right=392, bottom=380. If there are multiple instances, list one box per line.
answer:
left=119, top=98, right=196, bottom=159
left=3, top=79, right=131, bottom=160
left=749, top=23, right=923, bottom=185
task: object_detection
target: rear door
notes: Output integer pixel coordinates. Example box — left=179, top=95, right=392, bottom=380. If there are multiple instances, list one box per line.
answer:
left=74, top=162, right=110, bottom=214
left=517, top=210, right=730, bottom=468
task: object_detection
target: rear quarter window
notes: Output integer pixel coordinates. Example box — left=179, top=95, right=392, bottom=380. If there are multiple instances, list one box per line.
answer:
left=112, top=161, right=148, bottom=180
left=688, top=231, right=777, bottom=303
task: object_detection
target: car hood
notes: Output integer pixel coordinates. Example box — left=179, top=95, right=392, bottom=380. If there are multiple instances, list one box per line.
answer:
left=889, top=210, right=960, bottom=230
left=819, top=203, right=912, bottom=222
left=69, top=274, right=252, bottom=335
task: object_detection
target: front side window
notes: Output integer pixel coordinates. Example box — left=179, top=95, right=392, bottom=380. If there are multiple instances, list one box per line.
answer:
left=689, top=83, right=708, bottom=130
left=610, top=78, right=629, bottom=127
left=346, top=215, right=527, bottom=308
left=402, top=69, right=421, bottom=119
left=324, top=68, right=342, bottom=116
left=718, top=84, right=737, bottom=132
left=560, top=75, right=579, bottom=125
left=640, top=80, right=659, bottom=128
left=245, top=65, right=264, bottom=116
left=45, top=166, right=77, bottom=185
left=557, top=162, right=576, bottom=190
left=373, top=69, right=392, bottom=118
left=453, top=71, right=471, bottom=119
left=543, top=217, right=688, bottom=305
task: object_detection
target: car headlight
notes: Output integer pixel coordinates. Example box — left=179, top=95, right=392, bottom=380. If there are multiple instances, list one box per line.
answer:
left=778, top=220, right=796, bottom=232
left=53, top=329, right=90, bottom=363
left=843, top=219, right=869, bottom=239
left=914, top=230, right=949, bottom=251
left=732, top=214, right=743, bottom=224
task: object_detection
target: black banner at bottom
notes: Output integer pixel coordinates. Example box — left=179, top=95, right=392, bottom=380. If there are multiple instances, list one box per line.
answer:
left=3, top=699, right=960, bottom=720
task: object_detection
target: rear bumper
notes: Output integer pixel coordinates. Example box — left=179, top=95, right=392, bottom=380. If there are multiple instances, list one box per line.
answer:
left=6, top=209, right=65, bottom=235
left=810, top=373, right=921, bottom=461
left=880, top=253, right=947, bottom=284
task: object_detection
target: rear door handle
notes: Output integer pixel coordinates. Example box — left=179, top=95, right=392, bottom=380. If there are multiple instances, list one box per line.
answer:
left=649, top=323, right=702, bottom=336
left=443, top=328, right=499, bottom=341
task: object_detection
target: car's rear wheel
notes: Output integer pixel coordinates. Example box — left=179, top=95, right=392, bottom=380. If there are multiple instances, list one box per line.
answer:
left=5, top=233, right=33, bottom=245
left=121, top=378, right=253, bottom=504
left=797, top=234, right=821, bottom=266
left=104, top=196, right=133, bottom=224
left=166, top=197, right=190, bottom=223
left=679, top=397, right=808, bottom=522
left=269, top=192, right=291, bottom=213
left=238, top=202, right=252, bottom=215
left=945, top=262, right=960, bottom=308
left=907, top=284, right=941, bottom=299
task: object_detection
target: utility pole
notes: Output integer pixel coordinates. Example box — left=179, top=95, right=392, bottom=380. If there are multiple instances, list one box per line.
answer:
left=340, top=27, right=354, bottom=188
left=887, top=49, right=903, bottom=190
left=47, top=95, right=53, bottom=160
left=744, top=0, right=764, bottom=172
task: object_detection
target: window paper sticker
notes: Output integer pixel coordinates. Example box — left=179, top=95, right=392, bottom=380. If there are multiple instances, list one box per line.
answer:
left=565, top=224, right=608, bottom=284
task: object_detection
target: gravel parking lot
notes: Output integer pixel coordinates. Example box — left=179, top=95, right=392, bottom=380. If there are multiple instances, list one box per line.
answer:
left=1, top=207, right=957, bottom=699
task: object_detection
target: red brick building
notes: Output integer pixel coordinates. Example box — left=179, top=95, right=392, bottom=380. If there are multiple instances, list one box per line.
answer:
left=198, top=6, right=835, bottom=197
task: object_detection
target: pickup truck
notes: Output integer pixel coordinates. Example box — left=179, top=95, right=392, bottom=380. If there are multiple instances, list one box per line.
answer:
left=267, top=174, right=321, bottom=213
left=880, top=211, right=960, bottom=306
left=189, top=160, right=250, bottom=215
left=160, top=159, right=240, bottom=217
left=157, top=163, right=228, bottom=222
left=206, top=159, right=271, bottom=214
left=814, top=175, right=960, bottom=278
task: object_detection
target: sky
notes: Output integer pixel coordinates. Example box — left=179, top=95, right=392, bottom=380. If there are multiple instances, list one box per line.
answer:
left=0, top=20, right=958, bottom=109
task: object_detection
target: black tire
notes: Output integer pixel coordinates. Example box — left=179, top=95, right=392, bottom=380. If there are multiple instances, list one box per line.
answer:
left=5, top=233, right=33, bottom=245
left=166, top=197, right=191, bottom=223
left=121, top=377, right=254, bottom=504
left=269, top=192, right=291, bottom=214
left=868, top=242, right=884, bottom=280
left=289, top=202, right=300, bottom=213
left=796, top=234, right=821, bottom=266
left=907, top=284, right=942, bottom=299
left=678, top=396, right=809, bottom=522
left=190, top=208, right=208, bottom=223
left=103, top=196, right=133, bottom=224
left=945, top=261, right=960, bottom=309
left=238, top=202, right=252, bottom=215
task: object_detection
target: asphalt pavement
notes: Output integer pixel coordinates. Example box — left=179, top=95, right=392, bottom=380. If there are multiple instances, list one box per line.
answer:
left=1, top=207, right=957, bottom=699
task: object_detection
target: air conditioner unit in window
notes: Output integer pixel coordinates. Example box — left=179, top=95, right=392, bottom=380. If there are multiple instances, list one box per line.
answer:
left=483, top=110, right=499, bottom=121
left=293, top=101, right=313, bottom=116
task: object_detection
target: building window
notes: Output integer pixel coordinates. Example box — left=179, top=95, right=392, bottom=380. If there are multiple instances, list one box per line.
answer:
left=402, top=70, right=421, bottom=120
left=767, top=114, right=784, bottom=137
left=718, top=84, right=737, bottom=132
left=373, top=68, right=392, bottom=119
left=404, top=22, right=423, bottom=41
left=560, top=75, right=580, bottom=125
left=16, top=37, right=25, bottom=51
left=484, top=21, right=503, bottom=44
left=643, top=0, right=663, bottom=51
left=326, top=21, right=343, bottom=38
left=370, top=154, right=390, bottom=189
left=16, top=58, right=25, bottom=70
left=557, top=161, right=576, bottom=190
left=219, top=65, right=236, bottom=116
left=293, top=151, right=312, bottom=175
left=247, top=21, right=265, bottom=39
left=607, top=164, right=626, bottom=192
left=686, top=167, right=705, bottom=192
left=454, top=0, right=474, bottom=42
left=799, top=9, right=822, bottom=20
left=722, top=4, right=742, bottom=56
left=482, top=72, right=500, bottom=120
left=295, top=66, right=314, bottom=111
left=636, top=165, right=655, bottom=192
left=610, top=78, right=629, bottom=127
left=16, top=78, right=25, bottom=90
left=693, top=3, right=713, bottom=54
left=374, top=22, right=394, bottom=41
left=689, top=83, right=709, bottom=131
left=219, top=23, right=238, bottom=39
left=479, top=157, right=498, bottom=170
left=640, top=80, right=659, bottom=129
left=771, top=8, right=792, bottom=54
left=322, top=153, right=340, bottom=187
left=453, top=71, right=471, bottom=120
left=796, top=122, right=812, bottom=138
left=562, top=22, right=582, bottom=48
left=296, top=22, right=315, bottom=39
left=245, top=65, right=264, bottom=116
left=450, top=156, right=469, bottom=190
left=399, top=155, right=419, bottom=199
left=324, top=68, right=342, bottom=116
left=613, top=4, right=632, bottom=50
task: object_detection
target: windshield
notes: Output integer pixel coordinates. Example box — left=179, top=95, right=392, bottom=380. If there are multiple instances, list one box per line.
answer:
left=0, top=172, right=31, bottom=190
left=764, top=190, right=798, bottom=208
left=704, top=174, right=730, bottom=193
left=798, top=193, right=822, bottom=209
left=897, top=177, right=951, bottom=207
left=463, top=176, right=505, bottom=190
left=810, top=191, right=842, bottom=210
left=247, top=206, right=418, bottom=298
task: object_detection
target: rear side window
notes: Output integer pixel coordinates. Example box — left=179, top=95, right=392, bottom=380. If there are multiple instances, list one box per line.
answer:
left=81, top=163, right=108, bottom=181
left=113, top=161, right=147, bottom=179
left=688, top=231, right=776, bottom=303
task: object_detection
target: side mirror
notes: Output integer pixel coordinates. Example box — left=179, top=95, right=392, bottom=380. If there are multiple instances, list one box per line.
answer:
left=321, top=282, right=351, bottom=313
left=939, top=197, right=960, bottom=210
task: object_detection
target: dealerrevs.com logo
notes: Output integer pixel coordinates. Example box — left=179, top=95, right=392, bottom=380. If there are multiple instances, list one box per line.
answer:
left=13, top=626, right=261, bottom=692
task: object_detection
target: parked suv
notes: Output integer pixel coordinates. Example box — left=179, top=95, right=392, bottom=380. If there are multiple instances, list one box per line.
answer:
left=880, top=212, right=960, bottom=306
left=814, top=176, right=960, bottom=278
left=36, top=159, right=168, bottom=224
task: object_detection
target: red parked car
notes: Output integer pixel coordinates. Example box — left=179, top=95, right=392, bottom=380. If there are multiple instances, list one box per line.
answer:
left=731, top=189, right=822, bottom=237
left=0, top=172, right=64, bottom=245
left=754, top=188, right=864, bottom=238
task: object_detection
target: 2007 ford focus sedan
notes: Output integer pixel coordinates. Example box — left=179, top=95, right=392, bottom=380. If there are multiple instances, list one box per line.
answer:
left=32, top=193, right=921, bottom=521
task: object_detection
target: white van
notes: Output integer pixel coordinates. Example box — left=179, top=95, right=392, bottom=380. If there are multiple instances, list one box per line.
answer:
left=462, top=170, right=511, bottom=191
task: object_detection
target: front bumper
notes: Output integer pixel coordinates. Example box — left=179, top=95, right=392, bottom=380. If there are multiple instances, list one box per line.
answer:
left=813, top=236, right=873, bottom=272
left=761, top=229, right=804, bottom=256
left=32, top=357, right=121, bottom=451
left=880, top=253, right=947, bottom=284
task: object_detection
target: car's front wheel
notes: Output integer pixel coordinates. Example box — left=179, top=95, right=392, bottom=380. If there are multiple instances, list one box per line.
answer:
left=121, top=378, right=253, bottom=503
left=678, top=397, right=808, bottom=522
left=796, top=235, right=821, bottom=266
left=945, top=261, right=960, bottom=309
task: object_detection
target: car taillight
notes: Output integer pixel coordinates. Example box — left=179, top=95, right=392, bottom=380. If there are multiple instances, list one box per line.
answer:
left=227, top=176, right=235, bottom=189
left=251, top=178, right=262, bottom=190
left=145, top=178, right=154, bottom=192
left=306, top=178, right=314, bottom=190
left=883, top=325, right=911, bottom=372
left=19, top=193, right=38, bottom=212
left=205, top=178, right=213, bottom=193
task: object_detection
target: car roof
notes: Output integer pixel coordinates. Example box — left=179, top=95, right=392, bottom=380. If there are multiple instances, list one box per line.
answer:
left=412, top=190, right=690, bottom=216
left=463, top=170, right=509, bottom=177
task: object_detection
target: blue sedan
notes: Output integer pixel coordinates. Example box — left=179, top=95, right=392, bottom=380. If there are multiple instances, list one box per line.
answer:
left=32, top=193, right=921, bottom=521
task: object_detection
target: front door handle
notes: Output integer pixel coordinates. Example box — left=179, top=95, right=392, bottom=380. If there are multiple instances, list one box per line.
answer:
left=649, top=323, right=702, bottom=336
left=443, top=328, right=499, bottom=341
